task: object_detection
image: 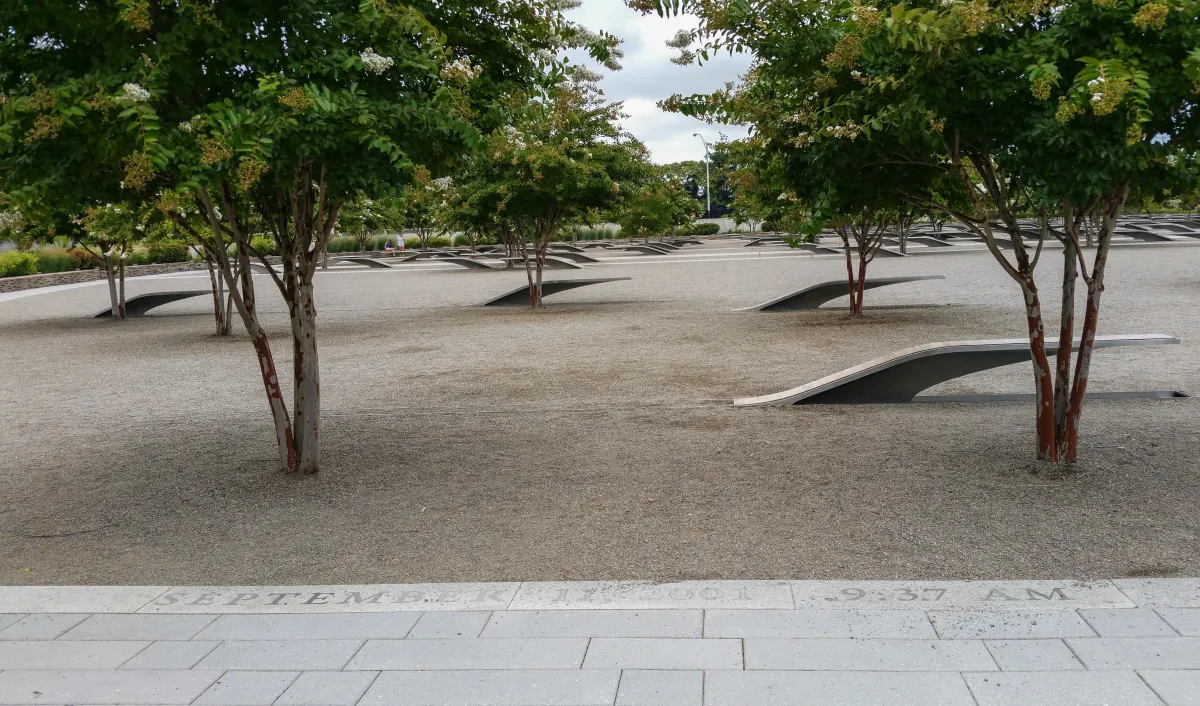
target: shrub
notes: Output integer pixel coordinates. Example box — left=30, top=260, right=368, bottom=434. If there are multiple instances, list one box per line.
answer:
left=326, top=236, right=359, bottom=253
left=127, top=242, right=191, bottom=265
left=425, top=235, right=452, bottom=248
left=70, top=248, right=100, bottom=270
left=576, top=227, right=618, bottom=241
left=35, top=247, right=76, bottom=273
left=688, top=223, right=721, bottom=236
left=0, top=251, right=38, bottom=277
left=250, top=235, right=279, bottom=256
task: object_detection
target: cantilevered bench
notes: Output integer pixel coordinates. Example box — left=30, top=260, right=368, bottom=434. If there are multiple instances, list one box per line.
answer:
left=734, top=334, right=1183, bottom=405
left=501, top=256, right=583, bottom=270
left=438, top=257, right=504, bottom=270
left=548, top=244, right=586, bottom=253
left=480, top=277, right=632, bottom=306
left=791, top=243, right=843, bottom=255
left=544, top=250, right=600, bottom=264
left=331, top=256, right=392, bottom=269
left=1117, top=230, right=1174, bottom=242
left=909, top=236, right=956, bottom=247
left=607, top=245, right=671, bottom=256
left=737, top=275, right=945, bottom=312
left=94, top=290, right=211, bottom=318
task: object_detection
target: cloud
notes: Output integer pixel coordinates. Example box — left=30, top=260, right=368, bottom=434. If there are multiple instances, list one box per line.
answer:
left=567, top=0, right=752, bottom=164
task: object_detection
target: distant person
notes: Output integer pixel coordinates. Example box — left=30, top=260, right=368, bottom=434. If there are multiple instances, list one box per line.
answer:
left=384, top=239, right=394, bottom=252
left=397, top=238, right=406, bottom=251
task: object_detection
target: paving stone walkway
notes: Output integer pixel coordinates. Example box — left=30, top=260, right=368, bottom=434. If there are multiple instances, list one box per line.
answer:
left=1, top=579, right=1198, bottom=705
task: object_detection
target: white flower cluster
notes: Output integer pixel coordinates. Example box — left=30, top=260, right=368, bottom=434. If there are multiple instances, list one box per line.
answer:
left=440, top=57, right=483, bottom=83
left=432, top=177, right=453, bottom=190
left=0, top=209, right=23, bottom=233
left=850, top=70, right=862, bottom=78
left=1166, top=154, right=1179, bottom=167
left=547, top=0, right=583, bottom=10
left=1087, top=77, right=1104, bottom=103
left=504, top=125, right=527, bottom=151
left=178, top=115, right=203, bottom=133
left=360, top=48, right=394, bottom=75
left=793, top=131, right=814, bottom=147
left=120, top=83, right=151, bottom=103
left=823, top=121, right=861, bottom=139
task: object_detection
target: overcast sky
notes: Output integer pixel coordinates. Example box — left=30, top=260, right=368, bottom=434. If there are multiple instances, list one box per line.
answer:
left=565, top=0, right=752, bottom=164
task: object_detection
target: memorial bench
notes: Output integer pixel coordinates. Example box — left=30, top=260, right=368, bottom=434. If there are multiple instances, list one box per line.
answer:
left=479, top=277, right=632, bottom=306
left=734, top=334, right=1183, bottom=405
left=94, top=290, right=211, bottom=318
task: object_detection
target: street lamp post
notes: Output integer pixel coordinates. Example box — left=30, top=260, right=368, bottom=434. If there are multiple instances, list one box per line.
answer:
left=692, top=133, right=711, bottom=219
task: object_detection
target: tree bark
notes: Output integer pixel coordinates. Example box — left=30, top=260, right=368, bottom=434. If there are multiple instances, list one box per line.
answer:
left=291, top=281, right=320, bottom=474
left=103, top=251, right=121, bottom=319
left=1021, top=278, right=1056, bottom=461
left=1062, top=185, right=1125, bottom=461
left=118, top=251, right=126, bottom=318
left=1053, top=226, right=1078, bottom=453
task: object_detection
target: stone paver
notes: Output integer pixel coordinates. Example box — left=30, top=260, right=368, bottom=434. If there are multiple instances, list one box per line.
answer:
left=120, top=640, right=221, bottom=669
left=4, top=579, right=1200, bottom=706
left=1158, top=607, right=1200, bottom=636
left=0, top=639, right=149, bottom=669
left=483, top=609, right=701, bottom=638
left=928, top=609, right=1097, bottom=639
left=347, top=637, right=589, bottom=670
left=616, top=670, right=703, bottom=705
left=0, top=669, right=220, bottom=705
left=962, top=671, right=1163, bottom=706
left=1066, top=636, right=1200, bottom=670
left=983, top=639, right=1084, bottom=671
left=584, top=638, right=743, bottom=670
left=705, top=608, right=934, bottom=638
left=1078, top=608, right=1180, bottom=637
left=194, top=613, right=419, bottom=640
left=195, top=639, right=364, bottom=670
left=407, top=611, right=491, bottom=638
left=744, top=638, right=996, bottom=671
left=275, top=671, right=380, bottom=706
left=62, top=613, right=218, bottom=641
left=706, top=671, right=977, bottom=706
left=1139, top=670, right=1200, bottom=706
left=193, top=670, right=298, bottom=705
left=357, top=669, right=621, bottom=705
left=0, top=613, right=88, bottom=639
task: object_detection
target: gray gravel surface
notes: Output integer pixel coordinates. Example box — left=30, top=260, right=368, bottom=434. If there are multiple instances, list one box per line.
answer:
left=1, top=241, right=1198, bottom=584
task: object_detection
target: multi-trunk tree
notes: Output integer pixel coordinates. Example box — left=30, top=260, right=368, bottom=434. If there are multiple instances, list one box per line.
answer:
left=634, top=0, right=1199, bottom=461
left=2, top=0, right=615, bottom=473
left=457, top=70, right=651, bottom=306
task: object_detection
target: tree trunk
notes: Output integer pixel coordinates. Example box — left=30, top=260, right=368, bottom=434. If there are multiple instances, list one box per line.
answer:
left=1052, top=233, right=1078, bottom=455
left=840, top=228, right=858, bottom=314
left=1062, top=189, right=1123, bottom=461
left=251, top=327, right=296, bottom=472
left=118, top=251, right=126, bottom=318
left=535, top=239, right=546, bottom=307
left=204, top=251, right=228, bottom=336
left=291, top=281, right=320, bottom=474
left=853, top=251, right=868, bottom=316
left=1021, top=279, right=1057, bottom=461
left=103, top=252, right=121, bottom=319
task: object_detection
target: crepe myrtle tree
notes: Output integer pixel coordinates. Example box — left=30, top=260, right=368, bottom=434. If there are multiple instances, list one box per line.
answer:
left=616, top=177, right=695, bottom=242
left=637, top=0, right=1200, bottom=461
left=1, top=0, right=621, bottom=474
left=474, top=69, right=652, bottom=306
left=75, top=202, right=155, bottom=319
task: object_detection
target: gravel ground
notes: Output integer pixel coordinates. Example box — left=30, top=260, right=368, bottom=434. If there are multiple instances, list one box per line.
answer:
left=1, top=241, right=1198, bottom=585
